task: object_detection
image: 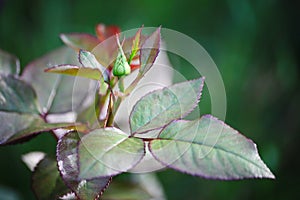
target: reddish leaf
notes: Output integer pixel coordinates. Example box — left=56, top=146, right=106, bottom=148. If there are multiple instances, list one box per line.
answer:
left=57, top=131, right=112, bottom=199
left=139, top=27, right=161, bottom=75
left=60, top=33, right=100, bottom=51
left=96, top=24, right=120, bottom=42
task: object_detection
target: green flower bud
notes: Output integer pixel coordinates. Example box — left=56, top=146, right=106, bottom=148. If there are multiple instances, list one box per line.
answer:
left=113, top=51, right=131, bottom=77
left=113, top=36, right=131, bottom=77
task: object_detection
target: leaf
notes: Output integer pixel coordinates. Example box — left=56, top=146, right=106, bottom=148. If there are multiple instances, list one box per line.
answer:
left=130, top=78, right=205, bottom=134
left=45, top=64, right=105, bottom=80
left=32, top=156, right=70, bottom=200
left=119, top=28, right=147, bottom=71
left=0, top=73, right=80, bottom=145
left=91, top=28, right=145, bottom=70
left=57, top=131, right=112, bottom=200
left=149, top=115, right=275, bottom=180
left=102, top=174, right=166, bottom=200
left=128, top=27, right=142, bottom=64
left=79, top=50, right=109, bottom=81
left=139, top=27, right=161, bottom=75
left=78, top=127, right=145, bottom=179
left=134, top=128, right=163, bottom=139
left=0, top=49, right=20, bottom=75
left=0, top=74, right=40, bottom=114
left=0, top=112, right=77, bottom=145
left=60, top=33, right=100, bottom=51
left=45, top=62, right=109, bottom=81
left=129, top=142, right=166, bottom=173
left=21, top=47, right=97, bottom=114
left=90, top=35, right=118, bottom=68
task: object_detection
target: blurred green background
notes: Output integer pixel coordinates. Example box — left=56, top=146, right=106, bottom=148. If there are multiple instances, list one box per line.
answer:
left=0, top=0, right=299, bottom=199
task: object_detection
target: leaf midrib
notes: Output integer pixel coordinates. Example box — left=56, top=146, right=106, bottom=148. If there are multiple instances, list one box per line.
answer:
left=151, top=138, right=269, bottom=173
left=133, top=83, right=199, bottom=133
left=80, top=135, right=131, bottom=176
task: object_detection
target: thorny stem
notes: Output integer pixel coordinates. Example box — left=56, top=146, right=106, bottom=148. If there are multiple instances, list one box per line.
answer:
left=103, top=92, right=112, bottom=127
left=98, top=83, right=110, bottom=127
left=107, top=87, right=122, bottom=127
left=112, top=77, right=125, bottom=115
left=102, top=71, right=144, bottom=128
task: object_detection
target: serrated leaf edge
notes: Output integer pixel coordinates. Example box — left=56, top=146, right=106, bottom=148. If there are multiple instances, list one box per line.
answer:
left=148, top=114, right=275, bottom=180
left=77, top=127, right=146, bottom=180
left=129, top=77, right=205, bottom=135
left=56, top=131, right=113, bottom=200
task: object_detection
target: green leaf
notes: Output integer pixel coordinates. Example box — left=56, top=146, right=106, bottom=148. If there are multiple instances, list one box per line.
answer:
left=78, top=128, right=145, bottom=179
left=57, top=131, right=111, bottom=199
left=60, top=33, right=100, bottom=51
left=21, top=47, right=97, bottom=114
left=0, top=112, right=77, bottom=145
left=128, top=27, right=142, bottom=64
left=91, top=29, right=145, bottom=69
left=120, top=29, right=146, bottom=60
left=130, top=78, right=204, bottom=134
left=149, top=115, right=275, bottom=180
left=32, top=156, right=70, bottom=200
left=0, top=73, right=79, bottom=145
left=139, top=27, right=161, bottom=75
left=0, top=49, right=20, bottom=75
left=45, top=64, right=102, bottom=80
left=79, top=50, right=109, bottom=81
left=0, top=74, right=40, bottom=114
left=45, top=47, right=111, bottom=92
